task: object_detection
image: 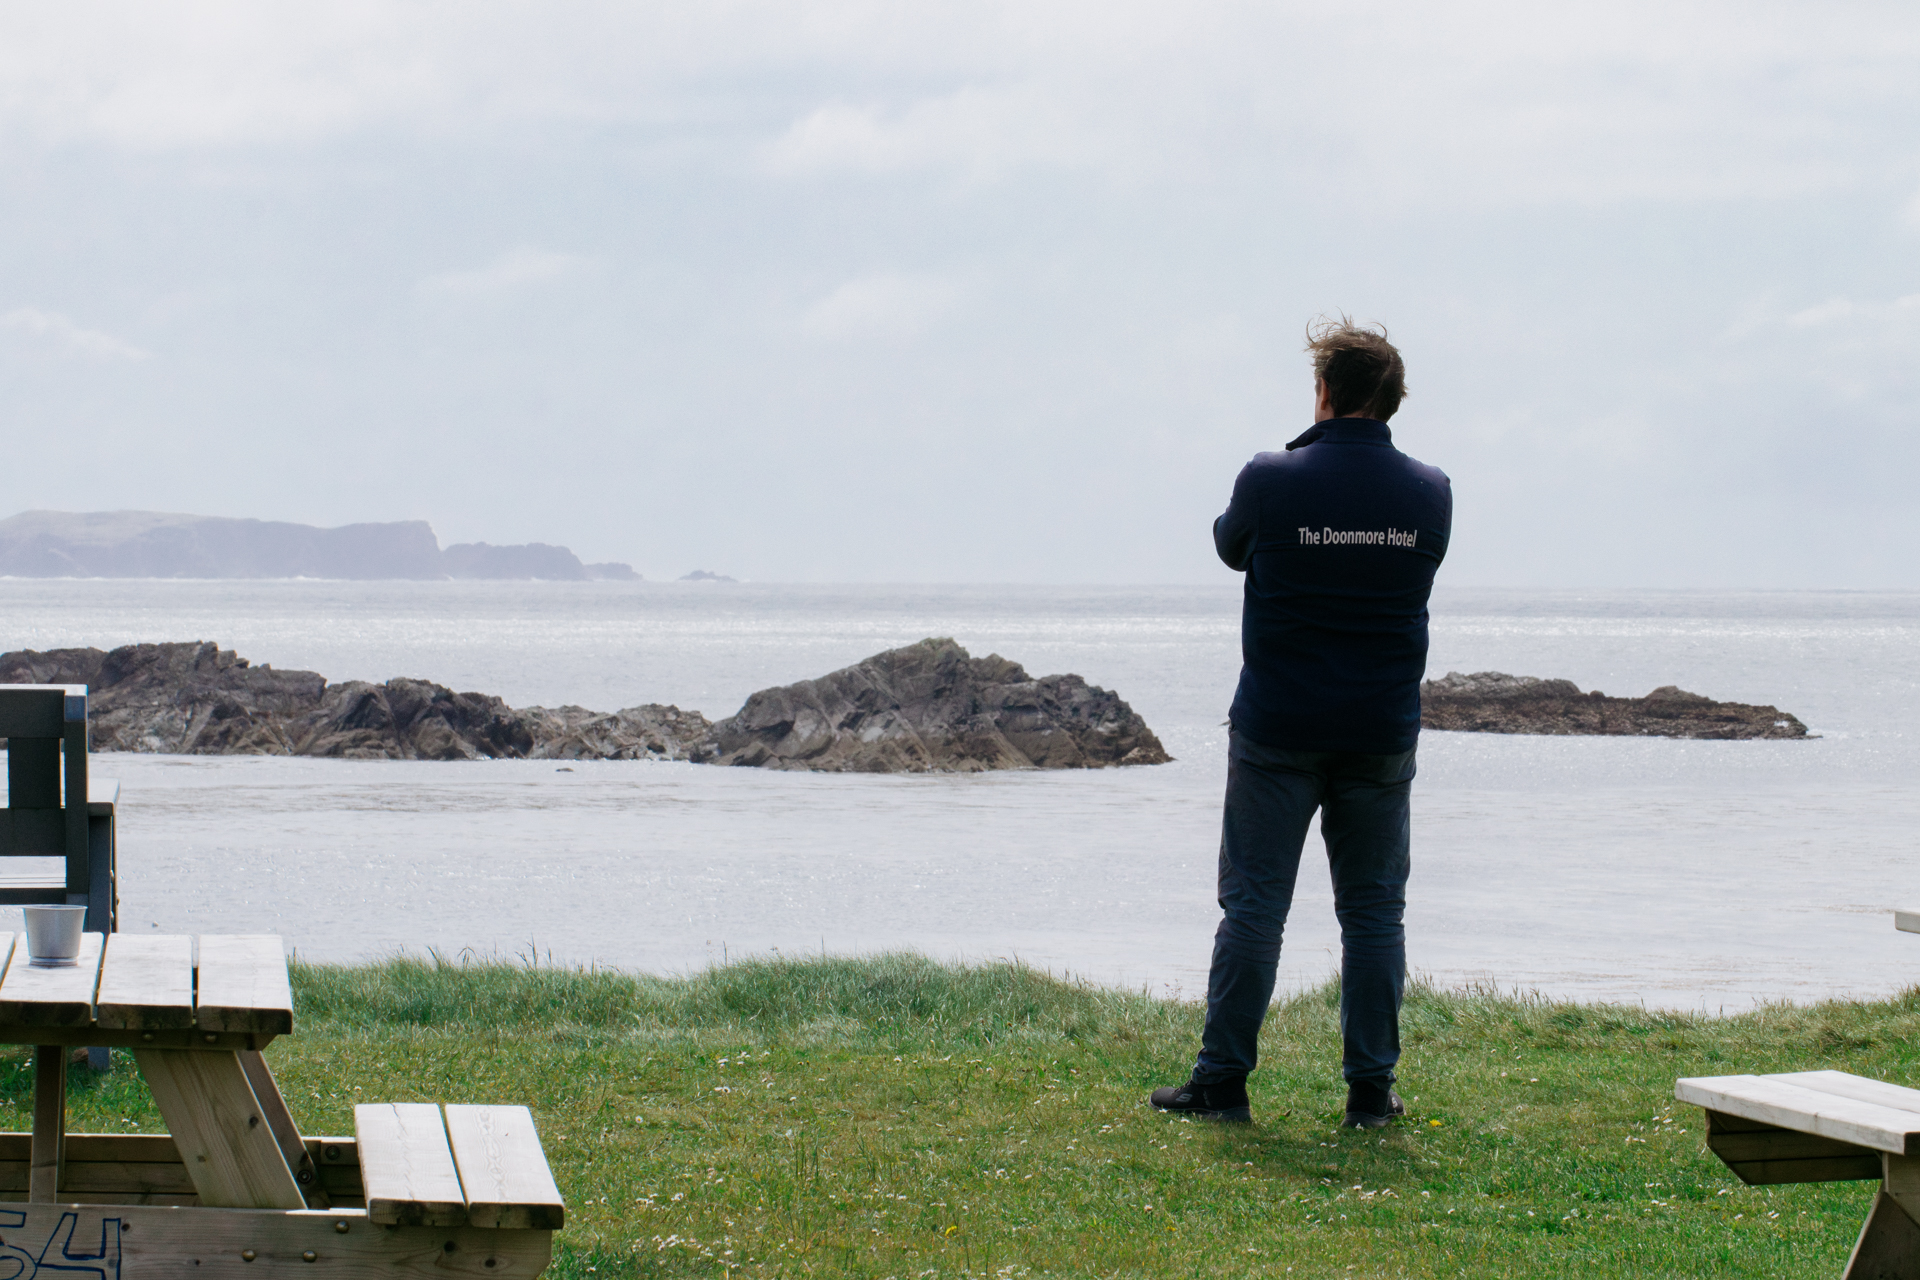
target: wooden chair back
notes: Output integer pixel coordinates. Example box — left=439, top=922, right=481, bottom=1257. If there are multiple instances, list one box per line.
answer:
left=0, top=684, right=111, bottom=929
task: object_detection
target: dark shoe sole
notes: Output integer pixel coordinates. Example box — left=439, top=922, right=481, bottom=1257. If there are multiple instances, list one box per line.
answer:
left=1153, top=1101, right=1252, bottom=1123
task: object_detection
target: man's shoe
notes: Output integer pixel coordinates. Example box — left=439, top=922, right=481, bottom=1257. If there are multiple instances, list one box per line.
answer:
left=1343, top=1081, right=1406, bottom=1129
left=1148, top=1076, right=1251, bottom=1122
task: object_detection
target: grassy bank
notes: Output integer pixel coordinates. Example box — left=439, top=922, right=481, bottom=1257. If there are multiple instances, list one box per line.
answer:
left=16, top=954, right=1918, bottom=1278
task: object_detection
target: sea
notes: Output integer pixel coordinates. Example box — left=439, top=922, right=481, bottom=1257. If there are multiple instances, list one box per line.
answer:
left=1, top=579, right=1916, bottom=1012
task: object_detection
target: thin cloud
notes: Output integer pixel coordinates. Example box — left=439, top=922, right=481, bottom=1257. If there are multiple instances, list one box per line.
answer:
left=0, top=308, right=151, bottom=360
left=3, top=3, right=1920, bottom=209
left=762, top=87, right=1090, bottom=183
left=416, top=248, right=588, bottom=297
left=800, top=273, right=967, bottom=342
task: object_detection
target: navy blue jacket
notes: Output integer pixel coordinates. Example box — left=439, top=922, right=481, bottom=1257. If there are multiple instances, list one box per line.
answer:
left=1214, top=418, right=1452, bottom=754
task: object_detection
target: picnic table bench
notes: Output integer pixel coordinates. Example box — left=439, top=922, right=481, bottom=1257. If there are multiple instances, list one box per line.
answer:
left=1677, top=1069, right=1920, bottom=1277
left=0, top=931, right=564, bottom=1278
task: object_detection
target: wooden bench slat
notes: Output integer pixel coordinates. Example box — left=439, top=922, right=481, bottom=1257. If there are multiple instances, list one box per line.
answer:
left=1677, top=1075, right=1920, bottom=1156
left=195, top=935, right=293, bottom=1034
left=96, top=934, right=194, bottom=1030
left=1770, top=1070, right=1920, bottom=1118
left=0, top=1157, right=200, bottom=1196
left=0, top=1133, right=180, bottom=1163
left=444, top=1104, right=565, bottom=1229
left=1709, top=1127, right=1874, bottom=1163
left=356, top=1103, right=469, bottom=1226
left=1722, top=1155, right=1885, bottom=1186
left=0, top=932, right=102, bottom=1028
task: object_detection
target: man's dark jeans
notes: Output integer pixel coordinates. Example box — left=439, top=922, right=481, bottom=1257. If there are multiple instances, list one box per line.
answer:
left=1193, top=731, right=1415, bottom=1088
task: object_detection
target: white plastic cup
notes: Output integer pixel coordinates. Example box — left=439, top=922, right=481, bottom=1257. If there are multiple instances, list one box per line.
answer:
left=22, top=906, right=87, bottom=967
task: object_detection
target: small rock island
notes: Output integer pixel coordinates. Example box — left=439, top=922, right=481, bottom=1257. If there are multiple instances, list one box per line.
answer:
left=0, top=637, right=1171, bottom=772
left=1419, top=671, right=1810, bottom=740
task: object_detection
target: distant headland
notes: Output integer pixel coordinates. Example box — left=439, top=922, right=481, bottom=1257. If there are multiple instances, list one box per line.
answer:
left=0, top=510, right=637, bottom=581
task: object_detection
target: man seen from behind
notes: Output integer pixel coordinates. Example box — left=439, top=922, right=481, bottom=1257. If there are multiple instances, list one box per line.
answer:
left=1150, top=317, right=1452, bottom=1127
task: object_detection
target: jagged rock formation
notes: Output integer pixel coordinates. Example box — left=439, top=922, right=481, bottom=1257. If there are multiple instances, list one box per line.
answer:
left=0, top=643, right=711, bottom=761
left=0, top=638, right=1172, bottom=770
left=706, top=638, right=1172, bottom=772
left=0, top=511, right=639, bottom=581
left=1419, top=671, right=1810, bottom=739
left=514, top=704, right=719, bottom=762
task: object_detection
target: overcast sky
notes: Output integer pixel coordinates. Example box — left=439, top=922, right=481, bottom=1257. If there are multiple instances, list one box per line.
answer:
left=1, top=1, right=1917, bottom=586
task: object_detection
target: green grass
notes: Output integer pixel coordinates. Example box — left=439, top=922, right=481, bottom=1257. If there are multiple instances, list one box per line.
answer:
left=12, top=953, right=1917, bottom=1277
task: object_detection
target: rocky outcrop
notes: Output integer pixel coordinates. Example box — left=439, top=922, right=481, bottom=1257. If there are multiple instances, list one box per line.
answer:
left=515, top=704, right=718, bottom=762
left=706, top=638, right=1172, bottom=772
left=1419, top=671, right=1810, bottom=739
left=0, top=637, right=1172, bottom=770
left=0, top=642, right=712, bottom=761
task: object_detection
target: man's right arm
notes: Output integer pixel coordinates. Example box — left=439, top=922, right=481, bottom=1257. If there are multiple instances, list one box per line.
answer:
left=1212, top=462, right=1258, bottom=571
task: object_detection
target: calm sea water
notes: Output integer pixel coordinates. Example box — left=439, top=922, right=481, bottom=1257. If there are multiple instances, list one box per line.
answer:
left=2, top=579, right=1916, bottom=1010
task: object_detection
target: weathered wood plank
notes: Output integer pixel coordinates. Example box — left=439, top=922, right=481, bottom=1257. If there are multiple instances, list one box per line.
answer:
left=1846, top=1189, right=1920, bottom=1279
left=96, top=934, right=194, bottom=1030
left=1677, top=1075, right=1920, bottom=1156
left=0, top=1026, right=275, bottom=1051
left=0, top=931, right=103, bottom=1027
left=1708, top=1127, right=1876, bottom=1163
left=356, top=1103, right=469, bottom=1226
left=443, top=1104, right=565, bottom=1230
left=0, top=1134, right=363, bottom=1196
left=1706, top=1109, right=1786, bottom=1135
left=29, top=1043, right=65, bottom=1202
left=1722, top=1155, right=1885, bottom=1185
left=0, top=1203, right=551, bottom=1278
left=134, top=1048, right=305, bottom=1209
left=0, top=1132, right=180, bottom=1163
left=1772, top=1070, right=1920, bottom=1120
left=0, top=1190, right=200, bottom=1207
left=239, top=1051, right=329, bottom=1208
left=0, top=1157, right=199, bottom=1195
left=195, top=936, right=294, bottom=1035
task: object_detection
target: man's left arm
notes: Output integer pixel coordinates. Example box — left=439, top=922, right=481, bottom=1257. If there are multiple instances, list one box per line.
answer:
left=1213, top=463, right=1259, bottom=571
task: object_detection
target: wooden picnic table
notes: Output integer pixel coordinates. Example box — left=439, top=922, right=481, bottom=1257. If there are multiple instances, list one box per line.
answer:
left=0, top=932, right=562, bottom=1278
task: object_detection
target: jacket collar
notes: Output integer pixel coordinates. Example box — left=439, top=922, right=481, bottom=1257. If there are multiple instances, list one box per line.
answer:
left=1284, top=418, right=1393, bottom=451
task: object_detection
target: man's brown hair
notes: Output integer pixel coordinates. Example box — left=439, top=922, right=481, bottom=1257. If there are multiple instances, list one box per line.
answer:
left=1305, top=316, right=1407, bottom=421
